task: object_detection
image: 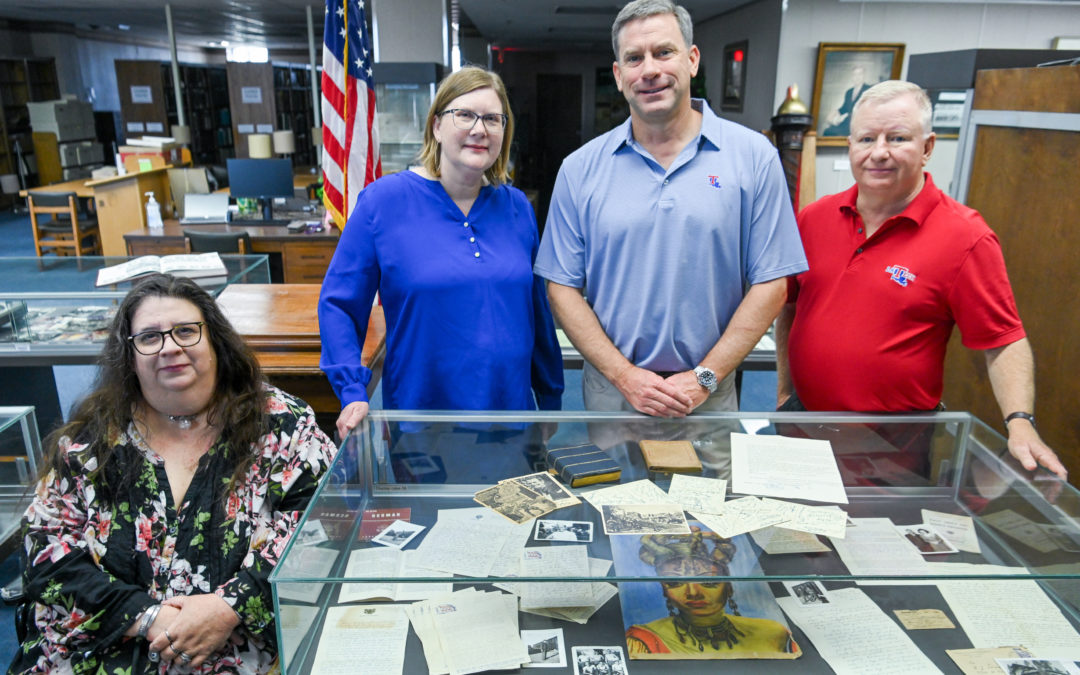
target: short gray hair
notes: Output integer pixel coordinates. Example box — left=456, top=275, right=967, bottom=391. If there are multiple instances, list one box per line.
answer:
left=611, top=0, right=693, bottom=59
left=851, top=80, right=933, bottom=138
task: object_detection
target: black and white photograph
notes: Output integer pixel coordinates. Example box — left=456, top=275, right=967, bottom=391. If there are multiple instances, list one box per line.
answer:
left=572, top=646, right=627, bottom=675
left=474, top=481, right=558, bottom=525
left=995, top=657, right=1080, bottom=675
left=509, top=471, right=581, bottom=509
left=601, top=504, right=690, bottom=536
left=783, top=580, right=830, bottom=605
left=402, top=454, right=441, bottom=476
left=896, top=523, right=958, bottom=555
left=371, top=519, right=425, bottom=549
left=295, top=519, right=328, bottom=546
left=535, top=519, right=593, bottom=543
left=521, top=628, right=566, bottom=668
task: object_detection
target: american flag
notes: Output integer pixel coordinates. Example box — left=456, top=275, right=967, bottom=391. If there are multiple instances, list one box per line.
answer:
left=321, top=0, right=381, bottom=227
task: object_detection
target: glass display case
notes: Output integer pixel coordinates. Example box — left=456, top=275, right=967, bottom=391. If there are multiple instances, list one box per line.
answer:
left=373, top=63, right=443, bottom=173
left=0, top=255, right=270, bottom=364
left=0, top=406, right=42, bottom=558
left=271, top=411, right=1080, bottom=674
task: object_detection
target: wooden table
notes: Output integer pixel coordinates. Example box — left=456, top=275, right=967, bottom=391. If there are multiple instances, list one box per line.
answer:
left=216, top=284, right=385, bottom=419
left=20, top=167, right=175, bottom=256
left=18, top=177, right=93, bottom=198
left=125, top=221, right=340, bottom=283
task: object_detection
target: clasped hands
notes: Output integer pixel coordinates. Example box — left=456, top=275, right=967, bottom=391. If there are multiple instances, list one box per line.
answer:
left=146, top=594, right=242, bottom=668
left=613, top=365, right=710, bottom=417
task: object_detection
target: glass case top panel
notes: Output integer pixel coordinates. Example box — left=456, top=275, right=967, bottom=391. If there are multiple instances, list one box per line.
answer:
left=0, top=255, right=270, bottom=295
left=0, top=255, right=270, bottom=350
left=275, top=411, right=1080, bottom=585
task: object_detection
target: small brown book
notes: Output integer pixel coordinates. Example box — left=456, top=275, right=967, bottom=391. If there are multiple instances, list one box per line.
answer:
left=638, top=440, right=702, bottom=474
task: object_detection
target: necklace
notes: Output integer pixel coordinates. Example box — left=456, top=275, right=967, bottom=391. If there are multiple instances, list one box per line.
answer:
left=672, top=613, right=746, bottom=651
left=167, top=414, right=197, bottom=430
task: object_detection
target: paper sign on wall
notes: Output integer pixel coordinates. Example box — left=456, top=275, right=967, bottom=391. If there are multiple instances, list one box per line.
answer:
left=256, top=124, right=273, bottom=133
left=241, top=87, right=263, bottom=104
left=146, top=122, right=164, bottom=133
left=130, top=86, right=152, bottom=104
left=237, top=124, right=255, bottom=134
left=126, top=122, right=145, bottom=133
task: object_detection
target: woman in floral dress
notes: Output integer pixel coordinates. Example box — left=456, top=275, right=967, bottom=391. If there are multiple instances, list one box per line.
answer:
left=9, top=274, right=337, bottom=674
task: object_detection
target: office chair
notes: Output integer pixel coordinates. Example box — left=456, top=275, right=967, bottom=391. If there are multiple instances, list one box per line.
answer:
left=183, top=229, right=251, bottom=255
left=205, top=165, right=229, bottom=192
left=27, top=191, right=102, bottom=257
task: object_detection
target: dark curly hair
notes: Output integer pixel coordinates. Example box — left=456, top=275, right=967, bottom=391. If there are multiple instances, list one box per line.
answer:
left=41, top=274, right=267, bottom=503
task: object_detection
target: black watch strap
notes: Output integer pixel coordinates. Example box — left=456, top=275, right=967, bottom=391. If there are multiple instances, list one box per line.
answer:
left=1004, top=411, right=1036, bottom=428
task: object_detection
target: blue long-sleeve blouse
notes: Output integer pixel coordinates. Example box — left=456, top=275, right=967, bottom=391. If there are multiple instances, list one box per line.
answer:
left=318, top=170, right=563, bottom=412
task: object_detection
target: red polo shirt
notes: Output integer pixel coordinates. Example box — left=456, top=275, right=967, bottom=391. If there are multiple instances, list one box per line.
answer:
left=787, top=174, right=1025, bottom=412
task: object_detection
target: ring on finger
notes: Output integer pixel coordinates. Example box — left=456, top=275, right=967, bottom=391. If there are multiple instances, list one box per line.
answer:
left=179, top=652, right=193, bottom=664
left=164, top=629, right=174, bottom=645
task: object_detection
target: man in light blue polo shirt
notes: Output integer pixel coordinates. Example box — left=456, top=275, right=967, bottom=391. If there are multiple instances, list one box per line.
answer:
left=535, top=0, right=807, bottom=416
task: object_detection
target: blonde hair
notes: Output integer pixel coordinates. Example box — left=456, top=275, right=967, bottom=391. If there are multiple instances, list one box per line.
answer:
left=418, top=66, right=515, bottom=185
left=851, top=80, right=933, bottom=138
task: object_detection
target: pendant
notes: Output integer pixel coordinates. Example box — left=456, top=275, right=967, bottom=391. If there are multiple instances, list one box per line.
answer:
left=168, top=414, right=195, bottom=430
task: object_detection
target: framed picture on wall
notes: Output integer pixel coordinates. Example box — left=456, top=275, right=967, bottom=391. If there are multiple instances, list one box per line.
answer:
left=721, top=40, right=749, bottom=112
left=810, top=42, right=905, bottom=146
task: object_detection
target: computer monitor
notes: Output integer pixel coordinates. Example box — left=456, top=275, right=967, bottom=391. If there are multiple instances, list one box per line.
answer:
left=227, top=158, right=293, bottom=222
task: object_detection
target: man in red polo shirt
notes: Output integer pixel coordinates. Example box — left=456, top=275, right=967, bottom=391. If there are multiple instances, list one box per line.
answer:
left=776, top=80, right=1065, bottom=479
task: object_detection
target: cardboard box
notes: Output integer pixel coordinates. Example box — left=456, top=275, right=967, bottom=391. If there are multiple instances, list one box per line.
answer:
left=28, top=100, right=95, bottom=141
left=119, top=143, right=182, bottom=169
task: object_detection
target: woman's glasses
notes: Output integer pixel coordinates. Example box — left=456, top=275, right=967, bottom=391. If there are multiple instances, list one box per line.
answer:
left=128, top=322, right=204, bottom=355
left=440, top=108, right=508, bottom=132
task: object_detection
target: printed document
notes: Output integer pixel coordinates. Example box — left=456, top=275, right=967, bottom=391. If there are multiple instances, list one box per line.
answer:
left=311, top=605, right=409, bottom=674
left=731, top=432, right=848, bottom=504
left=778, top=587, right=942, bottom=674
left=938, top=578, right=1080, bottom=653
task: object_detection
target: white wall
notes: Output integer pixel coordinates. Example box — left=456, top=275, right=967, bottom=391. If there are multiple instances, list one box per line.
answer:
left=773, top=0, right=1080, bottom=200
left=697, top=0, right=783, bottom=131
left=372, top=0, right=449, bottom=65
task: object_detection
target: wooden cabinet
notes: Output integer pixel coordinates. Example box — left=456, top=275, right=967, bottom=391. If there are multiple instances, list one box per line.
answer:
left=114, top=60, right=170, bottom=138
left=226, top=62, right=276, bottom=159
left=0, top=58, right=59, bottom=205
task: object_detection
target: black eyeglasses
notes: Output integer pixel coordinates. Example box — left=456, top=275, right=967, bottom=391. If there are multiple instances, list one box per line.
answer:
left=128, top=322, right=205, bottom=355
left=439, top=108, right=508, bottom=132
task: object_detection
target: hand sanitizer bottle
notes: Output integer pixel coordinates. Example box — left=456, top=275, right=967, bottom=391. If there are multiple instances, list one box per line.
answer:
left=145, top=191, right=164, bottom=232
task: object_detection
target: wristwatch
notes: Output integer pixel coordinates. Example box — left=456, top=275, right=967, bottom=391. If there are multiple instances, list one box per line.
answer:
left=693, top=366, right=717, bottom=394
left=1004, top=411, right=1036, bottom=429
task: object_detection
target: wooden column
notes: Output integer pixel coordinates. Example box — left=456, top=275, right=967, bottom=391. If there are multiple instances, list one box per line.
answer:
left=225, top=62, right=276, bottom=159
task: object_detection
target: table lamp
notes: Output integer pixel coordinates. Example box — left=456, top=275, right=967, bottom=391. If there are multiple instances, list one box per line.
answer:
left=248, top=133, right=272, bottom=159
left=273, top=130, right=296, bottom=160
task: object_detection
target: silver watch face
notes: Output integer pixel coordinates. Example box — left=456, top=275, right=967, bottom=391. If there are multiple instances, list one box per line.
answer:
left=695, top=367, right=717, bottom=391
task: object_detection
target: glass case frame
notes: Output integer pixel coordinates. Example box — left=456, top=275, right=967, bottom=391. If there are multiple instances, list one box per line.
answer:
left=271, top=410, right=1080, bottom=674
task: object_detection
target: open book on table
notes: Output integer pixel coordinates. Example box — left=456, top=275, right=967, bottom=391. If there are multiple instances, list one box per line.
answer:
left=95, top=253, right=227, bottom=287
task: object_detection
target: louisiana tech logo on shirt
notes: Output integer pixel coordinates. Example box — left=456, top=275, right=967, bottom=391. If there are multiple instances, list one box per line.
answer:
left=885, top=264, right=917, bottom=287
left=707, top=175, right=722, bottom=189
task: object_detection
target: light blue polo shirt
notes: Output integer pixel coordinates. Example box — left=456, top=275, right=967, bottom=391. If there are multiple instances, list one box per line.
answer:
left=535, top=99, right=807, bottom=372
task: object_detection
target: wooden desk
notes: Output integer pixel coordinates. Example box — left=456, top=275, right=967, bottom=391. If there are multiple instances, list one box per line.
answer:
left=216, top=284, right=385, bottom=418
left=124, top=221, right=340, bottom=283
left=88, top=167, right=175, bottom=256
left=18, top=177, right=93, bottom=199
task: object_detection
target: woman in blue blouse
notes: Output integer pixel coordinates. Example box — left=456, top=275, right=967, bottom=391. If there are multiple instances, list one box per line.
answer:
left=318, top=66, right=563, bottom=438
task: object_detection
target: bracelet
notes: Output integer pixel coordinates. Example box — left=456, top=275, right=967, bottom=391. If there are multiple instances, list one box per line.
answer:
left=136, top=604, right=161, bottom=639
left=1004, top=411, right=1036, bottom=429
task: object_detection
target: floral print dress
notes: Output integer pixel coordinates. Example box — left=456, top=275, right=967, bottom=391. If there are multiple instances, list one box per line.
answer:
left=9, top=385, right=336, bottom=675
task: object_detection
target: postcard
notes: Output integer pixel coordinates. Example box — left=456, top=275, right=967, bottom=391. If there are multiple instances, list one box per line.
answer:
left=358, top=507, right=412, bottom=542
left=783, top=580, right=830, bottom=606
left=572, top=647, right=627, bottom=675
left=522, top=628, right=566, bottom=668
left=601, top=504, right=689, bottom=536
left=895, top=523, right=958, bottom=555
left=535, top=519, right=593, bottom=543
left=475, top=481, right=558, bottom=525
left=506, top=471, right=581, bottom=509
left=372, top=520, right=425, bottom=549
